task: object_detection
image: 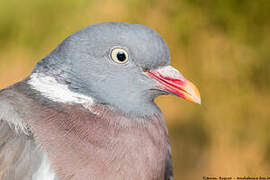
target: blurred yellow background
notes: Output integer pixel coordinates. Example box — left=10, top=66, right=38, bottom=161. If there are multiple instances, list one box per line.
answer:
left=0, top=0, right=269, bottom=179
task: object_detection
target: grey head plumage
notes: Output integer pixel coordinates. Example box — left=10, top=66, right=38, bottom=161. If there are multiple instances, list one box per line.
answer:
left=32, top=22, right=170, bottom=117
left=31, top=22, right=200, bottom=117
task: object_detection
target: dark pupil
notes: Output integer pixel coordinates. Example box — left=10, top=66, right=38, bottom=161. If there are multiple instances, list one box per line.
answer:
left=117, top=52, right=126, bottom=62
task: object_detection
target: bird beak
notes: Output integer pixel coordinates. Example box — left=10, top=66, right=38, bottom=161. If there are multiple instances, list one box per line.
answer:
left=145, top=65, right=201, bottom=104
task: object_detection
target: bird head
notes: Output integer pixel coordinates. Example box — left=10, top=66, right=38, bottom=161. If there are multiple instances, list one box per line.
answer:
left=32, top=22, right=200, bottom=117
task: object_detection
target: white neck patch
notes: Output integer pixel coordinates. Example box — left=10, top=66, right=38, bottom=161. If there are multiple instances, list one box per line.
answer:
left=28, top=73, right=94, bottom=105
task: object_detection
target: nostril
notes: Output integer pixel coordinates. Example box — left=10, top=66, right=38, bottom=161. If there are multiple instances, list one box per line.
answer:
left=142, top=67, right=150, bottom=72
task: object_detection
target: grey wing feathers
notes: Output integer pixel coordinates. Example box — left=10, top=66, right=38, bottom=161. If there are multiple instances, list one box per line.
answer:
left=164, top=145, right=173, bottom=180
left=0, top=88, right=43, bottom=180
left=0, top=89, right=30, bottom=135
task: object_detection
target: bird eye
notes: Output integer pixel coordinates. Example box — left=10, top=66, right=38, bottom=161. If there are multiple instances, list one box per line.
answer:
left=110, top=48, right=129, bottom=64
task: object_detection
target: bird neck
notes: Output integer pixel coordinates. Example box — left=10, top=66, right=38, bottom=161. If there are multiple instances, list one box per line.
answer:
left=28, top=68, right=162, bottom=118
left=12, top=81, right=168, bottom=179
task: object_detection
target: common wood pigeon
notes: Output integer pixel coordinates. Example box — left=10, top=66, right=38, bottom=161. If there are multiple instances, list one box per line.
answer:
left=0, top=22, right=200, bottom=180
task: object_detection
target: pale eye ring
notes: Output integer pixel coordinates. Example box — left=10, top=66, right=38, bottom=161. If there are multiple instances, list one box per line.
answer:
left=110, top=48, right=129, bottom=64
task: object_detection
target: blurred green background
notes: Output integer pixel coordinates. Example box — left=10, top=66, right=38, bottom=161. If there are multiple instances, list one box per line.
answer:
left=0, top=0, right=270, bottom=179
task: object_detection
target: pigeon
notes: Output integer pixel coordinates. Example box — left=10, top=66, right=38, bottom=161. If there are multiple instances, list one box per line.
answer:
left=0, top=22, right=200, bottom=180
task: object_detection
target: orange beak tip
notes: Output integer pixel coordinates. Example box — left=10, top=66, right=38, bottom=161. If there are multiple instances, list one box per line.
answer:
left=182, top=80, right=201, bottom=105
